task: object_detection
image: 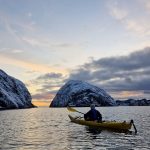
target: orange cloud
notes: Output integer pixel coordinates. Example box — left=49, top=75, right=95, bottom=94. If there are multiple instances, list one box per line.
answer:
left=110, top=91, right=144, bottom=100
left=0, top=54, right=67, bottom=74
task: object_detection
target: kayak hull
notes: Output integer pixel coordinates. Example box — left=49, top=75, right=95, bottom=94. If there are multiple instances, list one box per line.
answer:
left=68, top=115, right=132, bottom=131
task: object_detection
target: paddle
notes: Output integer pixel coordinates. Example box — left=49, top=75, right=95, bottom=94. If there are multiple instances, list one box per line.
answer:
left=67, top=107, right=85, bottom=115
left=130, top=120, right=137, bottom=134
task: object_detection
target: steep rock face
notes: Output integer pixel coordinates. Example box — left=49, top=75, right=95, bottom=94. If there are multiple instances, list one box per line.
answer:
left=116, top=99, right=150, bottom=106
left=0, top=69, right=34, bottom=109
left=50, top=80, right=116, bottom=107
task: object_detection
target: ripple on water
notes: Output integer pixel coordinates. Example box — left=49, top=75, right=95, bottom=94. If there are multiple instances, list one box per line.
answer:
left=0, top=107, right=150, bottom=150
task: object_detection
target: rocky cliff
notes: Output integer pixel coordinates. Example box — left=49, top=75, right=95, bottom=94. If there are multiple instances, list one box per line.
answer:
left=0, top=69, right=34, bottom=109
left=50, top=80, right=116, bottom=107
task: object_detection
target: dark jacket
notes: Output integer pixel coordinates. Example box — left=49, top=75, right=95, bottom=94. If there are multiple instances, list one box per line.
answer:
left=84, top=109, right=102, bottom=121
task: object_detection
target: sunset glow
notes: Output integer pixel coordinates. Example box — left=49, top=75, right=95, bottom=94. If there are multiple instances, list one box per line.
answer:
left=32, top=101, right=50, bottom=107
left=0, top=0, right=150, bottom=105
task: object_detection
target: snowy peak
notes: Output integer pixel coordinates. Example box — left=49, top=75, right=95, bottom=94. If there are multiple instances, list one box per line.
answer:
left=0, top=69, right=34, bottom=109
left=50, top=80, right=116, bottom=107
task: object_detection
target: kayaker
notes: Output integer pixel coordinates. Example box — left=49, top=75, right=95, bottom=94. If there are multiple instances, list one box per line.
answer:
left=84, top=104, right=102, bottom=122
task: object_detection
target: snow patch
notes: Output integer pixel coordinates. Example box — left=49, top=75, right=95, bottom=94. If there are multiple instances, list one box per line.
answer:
left=0, top=69, right=33, bottom=109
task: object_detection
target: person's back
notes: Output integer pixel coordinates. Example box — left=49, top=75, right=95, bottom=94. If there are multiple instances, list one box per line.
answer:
left=84, top=104, right=102, bottom=121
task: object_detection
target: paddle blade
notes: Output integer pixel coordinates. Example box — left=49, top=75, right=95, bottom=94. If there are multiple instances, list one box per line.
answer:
left=67, top=107, right=77, bottom=112
left=67, top=107, right=85, bottom=115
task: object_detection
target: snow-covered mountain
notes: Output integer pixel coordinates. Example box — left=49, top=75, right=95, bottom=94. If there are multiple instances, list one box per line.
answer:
left=116, top=99, right=150, bottom=106
left=0, top=69, right=34, bottom=109
left=50, top=80, right=116, bottom=107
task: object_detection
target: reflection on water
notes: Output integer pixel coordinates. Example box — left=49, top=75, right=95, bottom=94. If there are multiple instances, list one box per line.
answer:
left=85, top=127, right=102, bottom=135
left=85, top=126, right=136, bottom=136
left=0, top=107, right=150, bottom=150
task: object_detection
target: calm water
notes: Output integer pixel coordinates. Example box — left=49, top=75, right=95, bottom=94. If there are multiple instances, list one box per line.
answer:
left=0, top=107, right=150, bottom=150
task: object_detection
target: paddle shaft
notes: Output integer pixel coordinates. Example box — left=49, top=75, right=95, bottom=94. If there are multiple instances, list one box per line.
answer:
left=75, top=110, right=85, bottom=115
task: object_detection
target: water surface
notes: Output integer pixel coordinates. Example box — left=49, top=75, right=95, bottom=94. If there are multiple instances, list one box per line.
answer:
left=0, top=107, right=150, bottom=150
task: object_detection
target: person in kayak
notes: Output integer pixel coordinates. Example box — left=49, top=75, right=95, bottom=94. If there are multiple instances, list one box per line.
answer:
left=84, top=104, right=102, bottom=122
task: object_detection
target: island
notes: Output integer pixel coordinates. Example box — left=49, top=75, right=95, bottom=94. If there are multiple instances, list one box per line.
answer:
left=0, top=69, right=35, bottom=109
left=50, top=80, right=116, bottom=107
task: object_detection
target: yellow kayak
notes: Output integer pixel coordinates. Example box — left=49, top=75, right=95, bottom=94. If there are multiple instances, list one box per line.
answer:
left=68, top=115, right=132, bottom=131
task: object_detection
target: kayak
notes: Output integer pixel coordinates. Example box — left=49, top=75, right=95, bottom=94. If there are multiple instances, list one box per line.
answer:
left=68, top=115, right=132, bottom=131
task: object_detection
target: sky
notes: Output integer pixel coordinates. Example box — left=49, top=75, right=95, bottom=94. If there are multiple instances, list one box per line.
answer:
left=0, top=0, right=150, bottom=106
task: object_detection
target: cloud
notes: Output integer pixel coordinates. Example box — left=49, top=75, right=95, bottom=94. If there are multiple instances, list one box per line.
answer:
left=140, top=0, right=150, bottom=12
left=27, top=12, right=32, bottom=17
left=0, top=9, right=36, bottom=39
left=11, top=49, right=23, bottom=53
left=37, top=73, right=63, bottom=80
left=28, top=47, right=150, bottom=101
left=108, top=0, right=150, bottom=36
left=32, top=91, right=55, bottom=100
left=109, top=90, right=147, bottom=100
left=22, top=37, right=50, bottom=48
left=108, top=3, right=128, bottom=20
left=51, top=43, right=74, bottom=48
left=1, top=48, right=23, bottom=54
left=89, top=47, right=150, bottom=71
left=29, top=72, right=66, bottom=100
left=68, top=47, right=150, bottom=94
left=0, top=54, right=59, bottom=73
left=22, top=36, right=76, bottom=51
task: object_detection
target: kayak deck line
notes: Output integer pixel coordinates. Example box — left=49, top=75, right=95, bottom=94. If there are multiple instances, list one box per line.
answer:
left=68, top=115, right=135, bottom=132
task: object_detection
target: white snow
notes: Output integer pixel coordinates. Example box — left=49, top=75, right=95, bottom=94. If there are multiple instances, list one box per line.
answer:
left=51, top=80, right=116, bottom=107
left=0, top=69, right=32, bottom=108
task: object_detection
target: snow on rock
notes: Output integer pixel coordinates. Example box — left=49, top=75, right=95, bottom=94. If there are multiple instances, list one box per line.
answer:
left=116, top=99, right=150, bottom=106
left=50, top=80, right=116, bottom=107
left=0, top=69, right=34, bottom=109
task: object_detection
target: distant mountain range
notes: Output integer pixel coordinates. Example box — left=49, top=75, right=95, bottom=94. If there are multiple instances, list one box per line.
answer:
left=50, top=80, right=150, bottom=107
left=0, top=69, right=149, bottom=109
left=116, top=99, right=150, bottom=106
